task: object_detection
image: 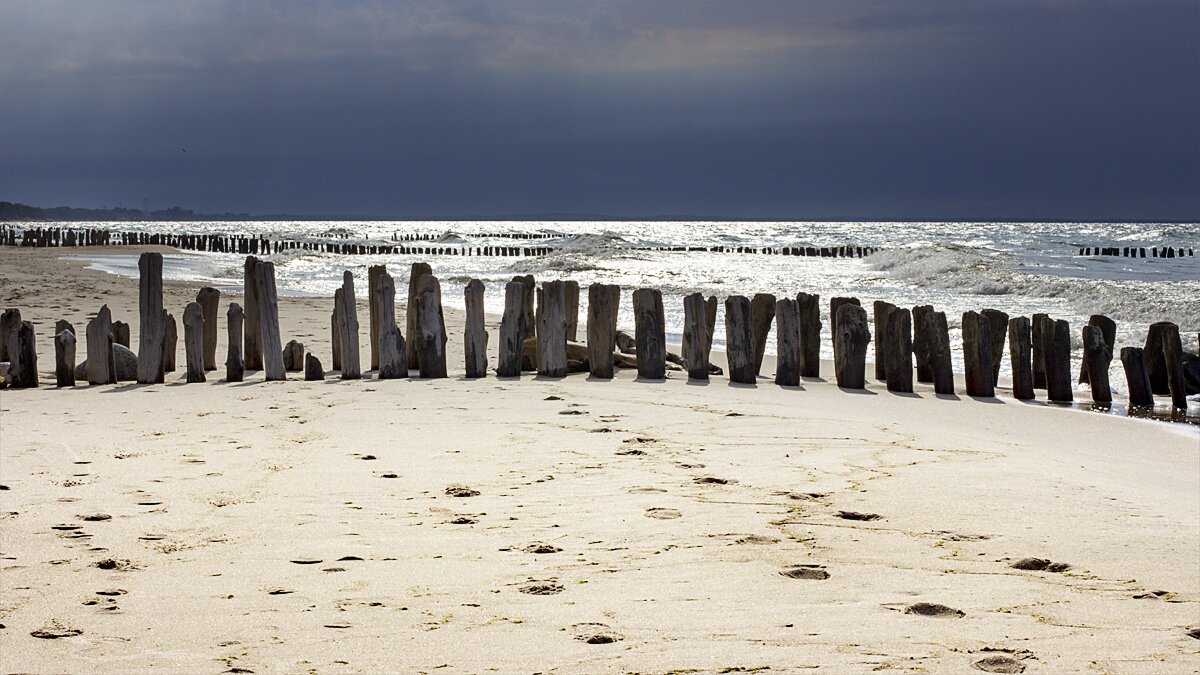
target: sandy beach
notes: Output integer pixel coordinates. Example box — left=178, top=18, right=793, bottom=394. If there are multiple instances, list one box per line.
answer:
left=1, top=246, right=1198, bottom=673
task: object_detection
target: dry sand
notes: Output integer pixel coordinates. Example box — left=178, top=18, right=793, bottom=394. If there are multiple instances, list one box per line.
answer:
left=1, top=246, right=1198, bottom=673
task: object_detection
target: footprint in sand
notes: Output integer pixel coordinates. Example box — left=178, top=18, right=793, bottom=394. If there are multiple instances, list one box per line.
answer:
left=970, top=648, right=1033, bottom=673
left=616, top=448, right=646, bottom=456
left=571, top=622, right=622, bottom=644
left=30, top=620, right=82, bottom=639
left=644, top=507, right=681, bottom=519
left=524, top=543, right=562, bottom=554
left=694, top=476, right=735, bottom=485
left=518, top=581, right=564, bottom=595
left=836, top=510, right=882, bottom=521
left=1009, top=557, right=1070, bottom=573
left=736, top=534, right=780, bottom=545
left=904, top=602, right=964, bottom=617
left=290, top=559, right=322, bottom=565
left=449, top=516, right=478, bottom=525
left=1187, top=627, right=1200, bottom=640
left=1132, top=590, right=1173, bottom=600
left=94, top=558, right=137, bottom=571
left=628, top=487, right=666, bottom=494
left=780, top=564, right=830, bottom=580
left=78, top=513, right=111, bottom=522
left=445, top=485, right=481, bottom=498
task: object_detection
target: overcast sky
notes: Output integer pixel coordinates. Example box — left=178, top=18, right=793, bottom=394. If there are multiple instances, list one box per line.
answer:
left=2, top=0, right=1197, bottom=220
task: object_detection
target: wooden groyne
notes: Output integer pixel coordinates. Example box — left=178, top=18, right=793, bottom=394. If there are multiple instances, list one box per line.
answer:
left=1, top=254, right=1195, bottom=419
left=0, top=224, right=879, bottom=259
left=1078, top=246, right=1194, bottom=258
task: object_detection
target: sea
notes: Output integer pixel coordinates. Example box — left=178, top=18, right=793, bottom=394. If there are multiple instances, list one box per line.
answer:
left=60, top=219, right=1198, bottom=404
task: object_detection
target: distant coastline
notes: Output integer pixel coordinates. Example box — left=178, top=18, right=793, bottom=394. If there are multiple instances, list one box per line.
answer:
left=2, top=201, right=1197, bottom=225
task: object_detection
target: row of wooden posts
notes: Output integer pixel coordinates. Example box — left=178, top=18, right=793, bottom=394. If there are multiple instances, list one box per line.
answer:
left=1, top=225, right=880, bottom=260
left=0, top=253, right=1192, bottom=414
left=1078, top=246, right=1194, bottom=258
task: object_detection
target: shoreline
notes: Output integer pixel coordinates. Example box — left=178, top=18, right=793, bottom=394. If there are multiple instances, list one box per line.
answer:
left=1, top=245, right=1198, bottom=671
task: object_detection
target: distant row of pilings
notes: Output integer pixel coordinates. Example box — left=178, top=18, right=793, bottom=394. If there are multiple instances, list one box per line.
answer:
left=1, top=224, right=879, bottom=258
left=1079, top=246, right=1194, bottom=258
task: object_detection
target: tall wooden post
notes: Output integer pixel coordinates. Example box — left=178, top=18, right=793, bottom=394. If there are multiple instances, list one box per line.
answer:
left=55, top=329, right=76, bottom=387
left=1143, top=322, right=1173, bottom=395
left=86, top=305, right=116, bottom=385
left=873, top=301, right=895, bottom=381
left=497, top=281, right=526, bottom=377
left=962, top=311, right=994, bottom=397
left=724, top=295, right=756, bottom=384
left=183, top=302, right=206, bottom=383
left=564, top=280, right=580, bottom=343
left=1082, top=325, right=1112, bottom=403
left=981, top=308, right=1008, bottom=386
left=137, top=252, right=165, bottom=383
left=884, top=306, right=913, bottom=393
left=926, top=310, right=954, bottom=395
left=163, top=311, right=177, bottom=372
left=243, top=256, right=262, bottom=370
left=416, top=275, right=448, bottom=378
left=10, top=321, right=37, bottom=388
left=255, top=261, right=286, bottom=381
left=1032, top=312, right=1050, bottom=389
left=830, top=297, right=860, bottom=341
left=587, top=283, right=619, bottom=379
left=774, top=297, right=800, bottom=386
left=683, top=292, right=710, bottom=380
left=537, top=280, right=567, bottom=377
left=337, top=271, right=361, bottom=379
left=368, top=264, right=386, bottom=371
left=633, top=288, right=665, bottom=380
left=406, top=263, right=432, bottom=370
left=1045, top=318, right=1073, bottom=402
left=833, top=303, right=869, bottom=389
left=196, top=286, right=220, bottom=371
left=1120, top=347, right=1154, bottom=408
left=750, top=293, right=776, bottom=376
left=464, top=279, right=487, bottom=378
left=797, top=292, right=821, bottom=378
left=226, top=303, right=244, bottom=383
left=1008, top=316, right=1034, bottom=400
left=912, top=304, right=934, bottom=383
left=1160, top=322, right=1189, bottom=410
left=1079, top=314, right=1116, bottom=385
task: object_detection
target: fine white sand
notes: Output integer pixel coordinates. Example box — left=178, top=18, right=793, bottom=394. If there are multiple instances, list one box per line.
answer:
left=1, top=246, right=1197, bottom=673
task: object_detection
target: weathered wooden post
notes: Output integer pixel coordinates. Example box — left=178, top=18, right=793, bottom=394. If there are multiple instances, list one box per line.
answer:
left=633, top=288, right=666, bottom=380
left=703, top=295, right=717, bottom=359
left=163, top=311, right=177, bottom=372
left=226, top=303, right=244, bottom=382
left=55, top=319, right=75, bottom=340
left=564, top=280, right=580, bottom=343
left=406, top=262, right=432, bottom=370
left=962, top=311, right=994, bottom=397
left=981, top=308, right=1008, bottom=386
left=830, top=297, right=860, bottom=341
left=1032, top=312, right=1050, bottom=389
left=536, top=280, right=567, bottom=377
left=183, top=302, right=205, bottom=383
left=112, top=321, right=131, bottom=349
left=750, top=293, right=776, bottom=376
left=1120, top=347, right=1154, bottom=408
left=912, top=305, right=934, bottom=383
left=0, top=308, right=19, bottom=362
left=243, top=256, right=262, bottom=370
left=336, top=271, right=361, bottom=379
left=368, top=264, right=386, bottom=371
left=330, top=295, right=342, bottom=372
left=1045, top=318, right=1073, bottom=402
left=884, top=306, right=913, bottom=393
left=8, top=321, right=37, bottom=388
left=683, top=292, right=710, bottom=380
left=305, top=353, right=325, bottom=381
left=834, top=303, right=869, bottom=389
left=724, top=295, right=756, bottom=384
left=55, top=329, right=76, bottom=386
left=196, top=286, right=220, bottom=371
left=587, top=283, right=619, bottom=379
left=283, top=340, right=304, bottom=371
left=1143, top=322, right=1173, bottom=395
left=1082, top=325, right=1112, bottom=403
left=797, top=292, right=821, bottom=378
left=1008, top=316, right=1034, bottom=400
left=378, top=323, right=407, bottom=379
left=137, top=252, right=165, bottom=383
left=926, top=310, right=954, bottom=395
left=255, top=261, right=286, bottom=381
left=1079, top=314, right=1116, bottom=385
left=464, top=279, right=487, bottom=378
left=774, top=297, right=800, bottom=386
left=510, top=274, right=535, bottom=346
left=1160, top=322, right=1188, bottom=410
left=497, top=281, right=526, bottom=377
left=86, top=305, right=116, bottom=385
left=873, top=301, right=895, bottom=381
left=416, top=275, right=448, bottom=378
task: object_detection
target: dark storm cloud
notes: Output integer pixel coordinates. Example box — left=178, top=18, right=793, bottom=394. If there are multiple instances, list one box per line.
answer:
left=1, top=0, right=1197, bottom=219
